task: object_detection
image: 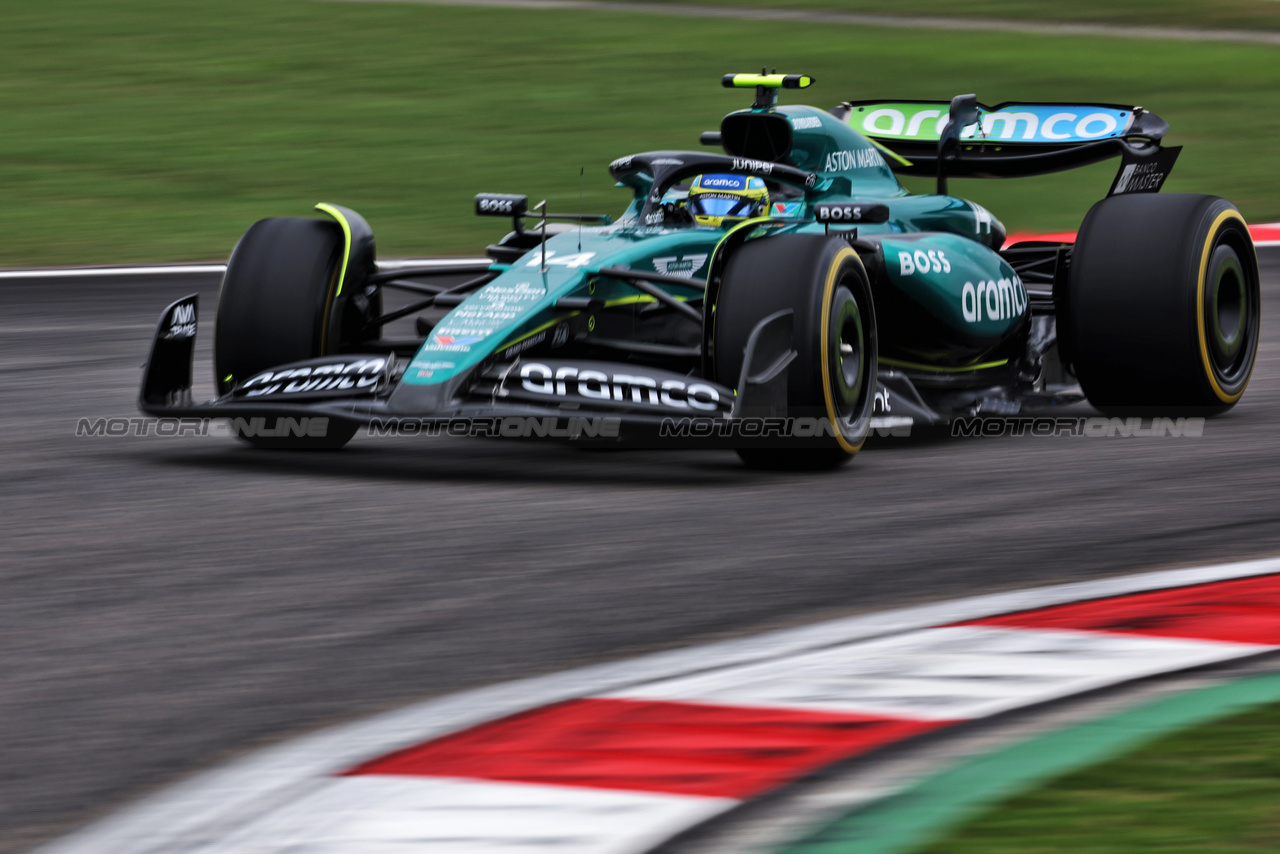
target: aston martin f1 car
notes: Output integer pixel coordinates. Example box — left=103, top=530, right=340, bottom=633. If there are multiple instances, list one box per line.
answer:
left=140, top=73, right=1261, bottom=468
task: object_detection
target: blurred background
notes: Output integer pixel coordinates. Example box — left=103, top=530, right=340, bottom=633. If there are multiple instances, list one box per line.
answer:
left=4, top=3, right=1280, bottom=854
left=3, top=0, right=1279, bottom=265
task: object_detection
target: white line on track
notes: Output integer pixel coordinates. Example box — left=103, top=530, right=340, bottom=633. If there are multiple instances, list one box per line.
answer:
left=0, top=259, right=492, bottom=281
left=35, top=555, right=1280, bottom=854
left=6, top=227, right=1280, bottom=281
left=0, top=265, right=229, bottom=280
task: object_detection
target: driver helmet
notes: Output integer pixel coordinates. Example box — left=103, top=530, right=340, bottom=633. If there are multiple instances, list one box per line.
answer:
left=686, top=173, right=769, bottom=227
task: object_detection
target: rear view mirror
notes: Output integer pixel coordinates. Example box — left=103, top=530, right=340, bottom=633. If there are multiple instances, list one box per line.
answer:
left=937, top=94, right=981, bottom=195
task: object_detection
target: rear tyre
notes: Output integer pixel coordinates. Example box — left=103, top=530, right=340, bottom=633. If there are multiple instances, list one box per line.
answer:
left=214, top=217, right=359, bottom=449
left=714, top=234, right=877, bottom=470
left=1067, top=193, right=1260, bottom=414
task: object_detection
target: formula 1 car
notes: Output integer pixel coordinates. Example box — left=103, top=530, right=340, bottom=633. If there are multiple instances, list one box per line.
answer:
left=140, top=72, right=1261, bottom=469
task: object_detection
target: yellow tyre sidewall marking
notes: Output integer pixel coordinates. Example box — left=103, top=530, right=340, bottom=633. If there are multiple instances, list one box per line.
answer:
left=819, top=246, right=865, bottom=455
left=315, top=204, right=354, bottom=356
left=315, top=204, right=353, bottom=298
left=1196, top=210, right=1251, bottom=403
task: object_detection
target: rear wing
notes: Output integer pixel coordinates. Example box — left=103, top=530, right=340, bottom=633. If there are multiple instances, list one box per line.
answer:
left=833, top=96, right=1178, bottom=195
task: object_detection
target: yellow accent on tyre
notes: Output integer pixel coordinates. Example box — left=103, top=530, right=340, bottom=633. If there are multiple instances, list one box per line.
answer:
left=314, top=203, right=353, bottom=297
left=1196, top=209, right=1251, bottom=404
left=819, top=246, right=863, bottom=455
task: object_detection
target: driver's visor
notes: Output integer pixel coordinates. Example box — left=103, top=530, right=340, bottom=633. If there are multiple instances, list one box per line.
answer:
left=689, top=194, right=752, bottom=218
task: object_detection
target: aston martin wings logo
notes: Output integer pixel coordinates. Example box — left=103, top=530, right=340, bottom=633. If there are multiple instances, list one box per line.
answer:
left=652, top=254, right=708, bottom=279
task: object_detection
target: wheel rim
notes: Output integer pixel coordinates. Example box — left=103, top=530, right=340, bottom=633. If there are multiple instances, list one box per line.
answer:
left=827, top=281, right=871, bottom=429
left=1210, top=253, right=1245, bottom=362
left=838, top=307, right=865, bottom=401
left=1201, top=237, right=1258, bottom=396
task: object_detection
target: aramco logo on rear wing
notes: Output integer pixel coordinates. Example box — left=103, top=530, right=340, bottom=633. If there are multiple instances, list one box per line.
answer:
left=857, top=104, right=1132, bottom=144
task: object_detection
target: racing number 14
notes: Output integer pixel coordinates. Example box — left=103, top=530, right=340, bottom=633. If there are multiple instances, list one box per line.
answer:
left=526, top=251, right=596, bottom=269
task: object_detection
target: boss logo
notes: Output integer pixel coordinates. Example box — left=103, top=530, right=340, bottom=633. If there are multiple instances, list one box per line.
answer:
left=475, top=194, right=528, bottom=217
left=814, top=202, right=889, bottom=224
left=898, top=249, right=951, bottom=276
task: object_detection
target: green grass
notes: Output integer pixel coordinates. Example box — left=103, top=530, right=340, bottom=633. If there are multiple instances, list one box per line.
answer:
left=919, top=699, right=1280, bottom=854
left=2, top=0, right=1279, bottom=265
left=603, top=0, right=1280, bottom=32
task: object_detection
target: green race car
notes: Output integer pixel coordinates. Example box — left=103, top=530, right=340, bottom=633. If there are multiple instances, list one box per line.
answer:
left=140, top=73, right=1261, bottom=469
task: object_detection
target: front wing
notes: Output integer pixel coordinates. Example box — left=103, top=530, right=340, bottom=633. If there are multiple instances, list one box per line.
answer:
left=137, top=295, right=865, bottom=448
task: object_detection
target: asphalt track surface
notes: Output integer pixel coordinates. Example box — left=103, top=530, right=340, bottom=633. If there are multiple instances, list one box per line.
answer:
left=3, top=254, right=1279, bottom=852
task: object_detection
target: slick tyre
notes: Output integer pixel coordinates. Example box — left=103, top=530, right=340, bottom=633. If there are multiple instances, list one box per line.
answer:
left=714, top=234, right=877, bottom=470
left=214, top=217, right=358, bottom=450
left=1066, top=193, right=1260, bottom=414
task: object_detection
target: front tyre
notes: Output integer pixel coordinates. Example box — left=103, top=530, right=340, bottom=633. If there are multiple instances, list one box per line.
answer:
left=214, top=217, right=359, bottom=450
left=1067, top=194, right=1260, bottom=413
left=714, top=234, right=877, bottom=470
